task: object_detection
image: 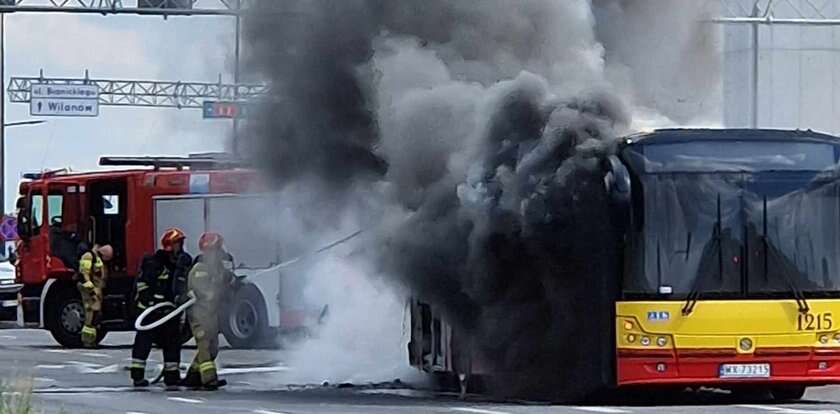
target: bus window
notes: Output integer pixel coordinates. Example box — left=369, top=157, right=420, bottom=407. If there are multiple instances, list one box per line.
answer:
left=30, top=194, right=44, bottom=234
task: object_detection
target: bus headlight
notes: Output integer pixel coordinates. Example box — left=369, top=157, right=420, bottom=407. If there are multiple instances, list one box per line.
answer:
left=656, top=336, right=668, bottom=347
left=640, top=336, right=651, bottom=346
left=623, top=321, right=634, bottom=331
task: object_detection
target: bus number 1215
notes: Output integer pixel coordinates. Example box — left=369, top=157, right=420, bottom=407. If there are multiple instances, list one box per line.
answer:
left=797, top=312, right=833, bottom=331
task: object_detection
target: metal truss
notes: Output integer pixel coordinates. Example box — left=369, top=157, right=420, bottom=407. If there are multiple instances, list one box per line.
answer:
left=0, top=0, right=253, bottom=16
left=7, top=72, right=268, bottom=109
left=717, top=0, right=840, bottom=25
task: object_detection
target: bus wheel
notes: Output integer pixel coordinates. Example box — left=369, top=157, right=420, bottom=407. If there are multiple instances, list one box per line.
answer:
left=222, top=285, right=268, bottom=349
left=771, top=385, right=807, bottom=401
left=46, top=288, right=104, bottom=348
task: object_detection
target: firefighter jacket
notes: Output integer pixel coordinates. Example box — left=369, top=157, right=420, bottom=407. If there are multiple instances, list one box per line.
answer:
left=79, top=251, right=107, bottom=289
left=135, top=250, right=193, bottom=314
left=187, top=253, right=235, bottom=327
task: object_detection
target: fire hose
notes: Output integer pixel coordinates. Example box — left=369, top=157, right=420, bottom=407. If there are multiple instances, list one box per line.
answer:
left=134, top=229, right=364, bottom=332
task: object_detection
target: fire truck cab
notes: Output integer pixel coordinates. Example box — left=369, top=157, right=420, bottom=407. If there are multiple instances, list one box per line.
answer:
left=14, top=155, right=312, bottom=348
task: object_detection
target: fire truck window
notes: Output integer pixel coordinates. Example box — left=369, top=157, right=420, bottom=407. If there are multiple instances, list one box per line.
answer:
left=30, top=194, right=43, bottom=233
left=102, top=195, right=119, bottom=215
left=47, top=195, right=63, bottom=226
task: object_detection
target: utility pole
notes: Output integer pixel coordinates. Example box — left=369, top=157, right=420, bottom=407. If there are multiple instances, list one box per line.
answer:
left=232, top=0, right=242, bottom=157
left=1, top=13, right=6, bottom=214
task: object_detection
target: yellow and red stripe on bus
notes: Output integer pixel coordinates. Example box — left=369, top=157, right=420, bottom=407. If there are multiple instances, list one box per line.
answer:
left=616, top=300, right=840, bottom=386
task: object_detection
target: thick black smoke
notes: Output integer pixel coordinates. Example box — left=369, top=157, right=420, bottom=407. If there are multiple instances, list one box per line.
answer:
left=242, top=0, right=710, bottom=401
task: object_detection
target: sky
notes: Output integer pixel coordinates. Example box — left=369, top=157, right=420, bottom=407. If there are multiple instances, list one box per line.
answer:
left=2, top=9, right=237, bottom=211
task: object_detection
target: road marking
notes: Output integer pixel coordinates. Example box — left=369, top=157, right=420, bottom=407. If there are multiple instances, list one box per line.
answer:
left=79, top=364, right=120, bottom=374
left=33, top=377, right=55, bottom=383
left=254, top=410, right=290, bottom=414
left=572, top=408, right=632, bottom=413
left=738, top=405, right=839, bottom=414
left=0, top=335, right=16, bottom=340
left=167, top=397, right=204, bottom=404
left=35, top=365, right=65, bottom=369
left=218, top=366, right=290, bottom=375
left=126, top=412, right=148, bottom=414
left=451, top=408, right=513, bottom=414
left=44, top=349, right=71, bottom=354
left=34, top=387, right=135, bottom=393
left=82, top=352, right=110, bottom=358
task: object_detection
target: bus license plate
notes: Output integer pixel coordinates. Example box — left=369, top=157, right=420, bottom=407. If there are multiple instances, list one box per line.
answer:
left=719, top=363, right=770, bottom=378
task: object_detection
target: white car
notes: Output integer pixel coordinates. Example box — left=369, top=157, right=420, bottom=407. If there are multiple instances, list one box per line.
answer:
left=0, top=245, right=20, bottom=321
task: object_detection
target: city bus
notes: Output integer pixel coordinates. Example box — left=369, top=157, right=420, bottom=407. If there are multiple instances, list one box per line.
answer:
left=409, top=128, right=840, bottom=401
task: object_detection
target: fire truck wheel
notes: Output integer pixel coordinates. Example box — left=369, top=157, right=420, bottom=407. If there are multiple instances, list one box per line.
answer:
left=771, top=385, right=807, bottom=401
left=46, top=287, right=106, bottom=348
left=222, top=285, right=268, bottom=349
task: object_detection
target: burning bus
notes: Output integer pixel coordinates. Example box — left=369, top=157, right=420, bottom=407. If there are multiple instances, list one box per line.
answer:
left=410, top=128, right=840, bottom=401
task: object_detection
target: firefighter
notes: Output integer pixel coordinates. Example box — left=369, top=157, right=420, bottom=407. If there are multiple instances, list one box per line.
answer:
left=130, top=228, right=193, bottom=388
left=78, top=244, right=113, bottom=348
left=182, top=232, right=235, bottom=390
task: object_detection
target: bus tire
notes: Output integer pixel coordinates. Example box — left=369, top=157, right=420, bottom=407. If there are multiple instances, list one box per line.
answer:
left=771, top=385, right=807, bottom=401
left=222, top=285, right=268, bottom=349
left=46, top=286, right=105, bottom=348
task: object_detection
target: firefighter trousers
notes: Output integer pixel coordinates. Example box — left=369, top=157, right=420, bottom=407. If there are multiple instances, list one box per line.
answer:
left=130, top=316, right=182, bottom=386
left=185, top=317, right=219, bottom=385
left=77, top=282, right=102, bottom=348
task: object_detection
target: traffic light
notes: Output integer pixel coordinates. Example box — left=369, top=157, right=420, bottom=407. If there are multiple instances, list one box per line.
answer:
left=202, top=101, right=249, bottom=119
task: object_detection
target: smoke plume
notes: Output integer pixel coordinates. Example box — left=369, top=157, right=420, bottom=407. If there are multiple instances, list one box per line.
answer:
left=242, top=0, right=720, bottom=401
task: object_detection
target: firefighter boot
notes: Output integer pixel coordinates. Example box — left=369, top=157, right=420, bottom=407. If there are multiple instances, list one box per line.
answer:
left=131, top=368, right=149, bottom=388
left=180, top=369, right=201, bottom=388
left=163, top=370, right=181, bottom=389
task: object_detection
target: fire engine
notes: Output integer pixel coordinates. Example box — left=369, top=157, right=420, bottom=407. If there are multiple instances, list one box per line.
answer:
left=14, top=154, right=321, bottom=348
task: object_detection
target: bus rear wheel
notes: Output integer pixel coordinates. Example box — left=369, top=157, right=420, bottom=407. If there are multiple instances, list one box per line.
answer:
left=771, top=385, right=807, bottom=401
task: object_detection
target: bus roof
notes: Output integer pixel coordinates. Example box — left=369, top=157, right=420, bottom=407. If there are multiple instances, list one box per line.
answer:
left=625, top=128, right=840, bottom=146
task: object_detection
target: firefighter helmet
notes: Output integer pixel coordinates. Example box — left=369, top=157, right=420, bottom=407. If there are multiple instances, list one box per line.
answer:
left=160, top=228, right=186, bottom=251
left=198, top=232, right=224, bottom=252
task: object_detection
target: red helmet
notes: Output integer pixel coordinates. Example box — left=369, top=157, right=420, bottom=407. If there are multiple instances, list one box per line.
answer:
left=198, top=232, right=224, bottom=252
left=160, top=228, right=186, bottom=251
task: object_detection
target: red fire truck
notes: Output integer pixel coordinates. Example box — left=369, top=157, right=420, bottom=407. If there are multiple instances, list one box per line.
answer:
left=14, top=155, right=321, bottom=348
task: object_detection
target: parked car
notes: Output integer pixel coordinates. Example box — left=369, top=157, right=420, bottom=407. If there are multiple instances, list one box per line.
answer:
left=0, top=242, right=20, bottom=322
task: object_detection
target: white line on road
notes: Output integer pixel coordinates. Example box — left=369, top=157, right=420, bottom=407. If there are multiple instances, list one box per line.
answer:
left=218, top=366, right=290, bottom=375
left=43, top=349, right=71, bottom=354
left=738, top=405, right=840, bottom=414
left=572, top=407, right=632, bottom=413
left=35, top=365, right=65, bottom=369
left=82, top=352, right=110, bottom=358
left=167, top=397, right=205, bottom=404
left=0, top=335, right=16, bottom=340
left=254, top=410, right=291, bottom=414
left=34, top=387, right=135, bottom=394
left=79, top=364, right=120, bottom=374
left=126, top=412, right=148, bottom=414
left=451, top=408, right=514, bottom=414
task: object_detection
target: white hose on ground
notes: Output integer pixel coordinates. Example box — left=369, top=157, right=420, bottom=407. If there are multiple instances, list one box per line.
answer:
left=134, top=296, right=196, bottom=331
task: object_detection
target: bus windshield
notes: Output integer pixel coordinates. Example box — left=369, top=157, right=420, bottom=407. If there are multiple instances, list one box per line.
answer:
left=623, top=142, right=840, bottom=298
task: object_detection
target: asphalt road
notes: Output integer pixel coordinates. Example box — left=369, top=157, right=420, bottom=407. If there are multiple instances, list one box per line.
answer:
left=0, top=330, right=839, bottom=414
